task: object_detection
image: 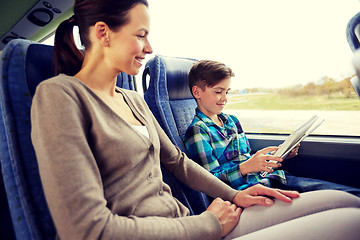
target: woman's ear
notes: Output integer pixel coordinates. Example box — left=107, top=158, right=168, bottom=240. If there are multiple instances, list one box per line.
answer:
left=94, top=21, right=110, bottom=47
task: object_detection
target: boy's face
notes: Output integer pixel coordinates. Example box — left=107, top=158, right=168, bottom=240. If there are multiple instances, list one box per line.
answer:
left=193, top=77, right=231, bottom=119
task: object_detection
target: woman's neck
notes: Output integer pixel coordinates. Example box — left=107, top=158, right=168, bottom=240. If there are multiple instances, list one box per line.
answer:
left=74, top=54, right=118, bottom=96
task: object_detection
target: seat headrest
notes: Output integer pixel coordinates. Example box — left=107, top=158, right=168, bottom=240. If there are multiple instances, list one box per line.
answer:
left=26, top=43, right=55, bottom=96
left=347, top=12, right=360, bottom=52
left=161, top=56, right=196, bottom=100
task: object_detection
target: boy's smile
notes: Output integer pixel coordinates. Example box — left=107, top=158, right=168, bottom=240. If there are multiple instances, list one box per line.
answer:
left=194, top=77, right=231, bottom=123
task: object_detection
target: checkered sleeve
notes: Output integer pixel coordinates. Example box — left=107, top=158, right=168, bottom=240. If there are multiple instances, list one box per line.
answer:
left=184, top=124, right=248, bottom=189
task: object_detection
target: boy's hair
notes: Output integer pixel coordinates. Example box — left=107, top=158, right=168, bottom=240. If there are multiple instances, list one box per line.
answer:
left=188, top=60, right=235, bottom=94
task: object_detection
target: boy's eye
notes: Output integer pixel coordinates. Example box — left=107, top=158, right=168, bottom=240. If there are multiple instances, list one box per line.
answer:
left=138, top=35, right=145, bottom=39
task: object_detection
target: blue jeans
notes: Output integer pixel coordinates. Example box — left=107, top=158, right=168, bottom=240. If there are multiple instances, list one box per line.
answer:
left=270, top=172, right=360, bottom=198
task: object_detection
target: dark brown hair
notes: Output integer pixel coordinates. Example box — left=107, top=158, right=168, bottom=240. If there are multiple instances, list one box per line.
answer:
left=54, top=0, right=148, bottom=76
left=188, top=60, right=235, bottom=93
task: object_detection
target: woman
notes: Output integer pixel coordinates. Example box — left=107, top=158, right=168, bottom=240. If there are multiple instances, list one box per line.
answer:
left=31, top=0, right=360, bottom=239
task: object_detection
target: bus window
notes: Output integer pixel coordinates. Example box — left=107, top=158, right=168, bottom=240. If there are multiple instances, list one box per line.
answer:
left=143, top=0, right=360, bottom=137
left=43, top=0, right=360, bottom=136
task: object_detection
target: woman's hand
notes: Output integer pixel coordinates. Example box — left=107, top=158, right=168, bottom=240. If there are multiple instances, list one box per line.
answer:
left=239, top=146, right=283, bottom=175
left=285, top=144, right=300, bottom=159
left=232, top=184, right=300, bottom=208
left=206, top=198, right=242, bottom=237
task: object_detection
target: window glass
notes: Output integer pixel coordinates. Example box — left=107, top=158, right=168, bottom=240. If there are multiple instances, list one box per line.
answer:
left=143, top=0, right=360, bottom=136
left=43, top=0, right=360, bottom=136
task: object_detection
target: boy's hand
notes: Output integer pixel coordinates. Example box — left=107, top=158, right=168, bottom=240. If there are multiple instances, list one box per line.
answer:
left=239, top=147, right=283, bottom=175
left=232, top=184, right=300, bottom=208
left=285, top=144, right=300, bottom=159
left=206, top=198, right=242, bottom=237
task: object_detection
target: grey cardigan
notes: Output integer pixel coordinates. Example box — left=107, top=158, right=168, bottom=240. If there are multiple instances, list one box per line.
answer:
left=31, top=75, right=238, bottom=240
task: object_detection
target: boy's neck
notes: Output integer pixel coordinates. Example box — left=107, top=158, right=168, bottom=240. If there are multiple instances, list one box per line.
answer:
left=198, top=107, right=223, bottom=127
left=214, top=116, right=224, bottom=127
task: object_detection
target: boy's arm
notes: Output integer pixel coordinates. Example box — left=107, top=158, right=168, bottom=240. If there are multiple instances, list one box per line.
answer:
left=184, top=125, right=250, bottom=190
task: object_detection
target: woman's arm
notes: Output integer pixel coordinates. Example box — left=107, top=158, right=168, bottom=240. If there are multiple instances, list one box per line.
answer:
left=31, top=81, right=222, bottom=240
left=147, top=116, right=238, bottom=201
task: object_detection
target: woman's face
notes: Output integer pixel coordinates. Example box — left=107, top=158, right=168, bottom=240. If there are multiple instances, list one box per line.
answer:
left=107, top=4, right=152, bottom=75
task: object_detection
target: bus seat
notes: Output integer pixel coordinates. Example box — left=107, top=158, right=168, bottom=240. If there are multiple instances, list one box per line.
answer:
left=346, top=11, right=360, bottom=52
left=0, top=39, right=136, bottom=239
left=351, top=49, right=360, bottom=99
left=142, top=55, right=198, bottom=152
left=117, top=72, right=137, bottom=91
left=346, top=12, right=360, bottom=100
left=142, top=55, right=211, bottom=215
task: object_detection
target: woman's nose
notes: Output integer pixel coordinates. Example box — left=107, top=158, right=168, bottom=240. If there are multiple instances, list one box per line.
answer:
left=144, top=39, right=153, bottom=54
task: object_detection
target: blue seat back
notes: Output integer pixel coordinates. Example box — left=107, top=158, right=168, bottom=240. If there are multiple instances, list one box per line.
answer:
left=142, top=55, right=210, bottom=215
left=117, top=72, right=137, bottom=91
left=346, top=12, right=360, bottom=52
left=0, top=39, right=136, bottom=239
left=346, top=12, right=360, bottom=100
left=142, top=55, right=198, bottom=152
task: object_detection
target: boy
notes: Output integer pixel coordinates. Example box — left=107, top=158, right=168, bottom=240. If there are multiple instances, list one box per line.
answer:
left=184, top=60, right=360, bottom=196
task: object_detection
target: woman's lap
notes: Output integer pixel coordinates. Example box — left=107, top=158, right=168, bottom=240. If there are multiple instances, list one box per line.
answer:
left=224, top=190, right=360, bottom=240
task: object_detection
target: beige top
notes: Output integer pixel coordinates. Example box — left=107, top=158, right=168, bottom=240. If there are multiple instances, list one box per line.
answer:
left=31, top=75, right=238, bottom=240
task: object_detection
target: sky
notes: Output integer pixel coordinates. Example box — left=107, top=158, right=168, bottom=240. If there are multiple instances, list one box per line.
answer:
left=144, top=0, right=360, bottom=90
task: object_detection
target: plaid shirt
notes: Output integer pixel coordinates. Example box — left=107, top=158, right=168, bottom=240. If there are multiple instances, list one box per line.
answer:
left=184, top=108, right=286, bottom=190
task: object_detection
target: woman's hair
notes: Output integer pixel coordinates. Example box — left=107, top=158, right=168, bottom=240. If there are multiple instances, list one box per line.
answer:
left=188, top=60, right=235, bottom=93
left=54, top=0, right=148, bottom=76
